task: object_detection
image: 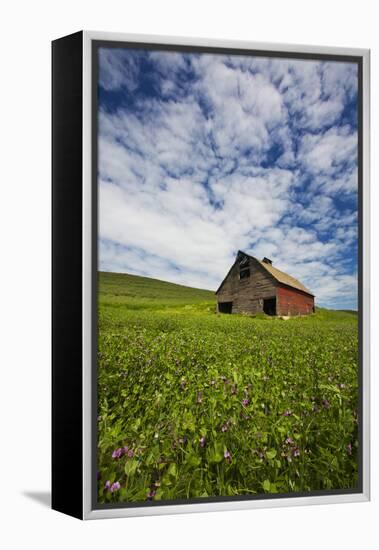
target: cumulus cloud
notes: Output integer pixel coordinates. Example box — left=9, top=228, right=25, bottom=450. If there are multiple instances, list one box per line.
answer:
left=98, top=48, right=141, bottom=92
left=97, top=47, right=359, bottom=310
left=298, top=126, right=357, bottom=175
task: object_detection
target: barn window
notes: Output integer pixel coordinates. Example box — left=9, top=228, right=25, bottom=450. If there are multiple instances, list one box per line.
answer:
left=239, top=255, right=249, bottom=267
left=240, top=268, right=250, bottom=280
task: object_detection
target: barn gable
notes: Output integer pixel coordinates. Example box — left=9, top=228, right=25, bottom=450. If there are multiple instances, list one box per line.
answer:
left=216, top=251, right=315, bottom=316
left=216, top=252, right=278, bottom=315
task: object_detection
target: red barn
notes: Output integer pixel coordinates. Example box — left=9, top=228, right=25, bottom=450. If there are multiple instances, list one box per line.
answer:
left=216, top=251, right=315, bottom=316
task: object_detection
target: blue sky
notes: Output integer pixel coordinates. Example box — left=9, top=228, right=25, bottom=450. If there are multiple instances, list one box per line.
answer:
left=98, top=47, right=359, bottom=310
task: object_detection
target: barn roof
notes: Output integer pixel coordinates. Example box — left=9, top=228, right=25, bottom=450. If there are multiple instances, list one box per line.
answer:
left=216, top=251, right=314, bottom=296
left=256, top=257, right=314, bottom=296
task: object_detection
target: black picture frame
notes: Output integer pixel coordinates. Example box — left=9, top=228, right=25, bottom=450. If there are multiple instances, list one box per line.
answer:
left=52, top=31, right=370, bottom=520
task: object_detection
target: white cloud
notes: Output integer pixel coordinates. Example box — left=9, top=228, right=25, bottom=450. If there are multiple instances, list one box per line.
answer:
left=299, top=126, right=357, bottom=176
left=98, top=48, right=141, bottom=91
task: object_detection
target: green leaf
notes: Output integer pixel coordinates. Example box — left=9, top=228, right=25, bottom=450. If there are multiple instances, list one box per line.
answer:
left=154, top=488, right=164, bottom=500
left=263, top=479, right=271, bottom=492
left=124, top=459, right=138, bottom=476
left=168, top=462, right=178, bottom=478
left=186, top=454, right=201, bottom=467
left=208, top=445, right=223, bottom=464
left=133, top=418, right=141, bottom=430
left=266, top=449, right=277, bottom=460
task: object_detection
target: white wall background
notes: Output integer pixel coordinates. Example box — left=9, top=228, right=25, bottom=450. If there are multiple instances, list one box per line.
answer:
left=1, top=1, right=377, bottom=548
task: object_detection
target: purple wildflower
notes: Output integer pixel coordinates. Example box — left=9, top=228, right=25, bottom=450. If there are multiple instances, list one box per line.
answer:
left=105, top=480, right=111, bottom=491
left=110, top=481, right=121, bottom=493
left=112, top=447, right=124, bottom=459
left=221, top=424, right=229, bottom=433
left=285, top=437, right=294, bottom=445
left=147, top=489, right=156, bottom=500
left=224, top=450, right=232, bottom=463
left=200, top=436, right=206, bottom=448
left=242, top=398, right=249, bottom=407
left=347, top=442, right=353, bottom=455
left=127, top=449, right=134, bottom=458
left=293, top=448, right=300, bottom=458
left=283, top=410, right=292, bottom=417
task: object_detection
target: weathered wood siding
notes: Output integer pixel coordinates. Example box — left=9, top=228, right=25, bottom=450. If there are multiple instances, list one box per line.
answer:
left=277, top=285, right=314, bottom=316
left=217, top=260, right=277, bottom=314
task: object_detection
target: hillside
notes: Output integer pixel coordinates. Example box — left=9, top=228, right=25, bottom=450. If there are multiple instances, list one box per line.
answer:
left=98, top=270, right=216, bottom=311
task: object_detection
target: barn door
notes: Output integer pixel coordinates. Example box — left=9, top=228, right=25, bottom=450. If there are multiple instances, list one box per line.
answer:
left=263, top=297, right=276, bottom=316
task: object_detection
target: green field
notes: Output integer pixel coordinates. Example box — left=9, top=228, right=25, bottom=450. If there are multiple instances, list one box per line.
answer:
left=97, top=271, right=359, bottom=503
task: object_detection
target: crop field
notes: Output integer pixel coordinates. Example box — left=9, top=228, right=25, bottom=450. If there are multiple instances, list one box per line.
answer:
left=97, top=271, right=359, bottom=503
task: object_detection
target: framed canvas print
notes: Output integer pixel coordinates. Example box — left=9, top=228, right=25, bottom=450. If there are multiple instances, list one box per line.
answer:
left=52, top=31, right=370, bottom=519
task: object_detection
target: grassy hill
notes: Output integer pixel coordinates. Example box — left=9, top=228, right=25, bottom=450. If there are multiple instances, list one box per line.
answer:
left=99, top=271, right=216, bottom=313
left=99, top=271, right=215, bottom=303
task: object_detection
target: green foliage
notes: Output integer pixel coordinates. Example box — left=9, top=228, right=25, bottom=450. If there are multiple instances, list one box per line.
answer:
left=97, top=272, right=359, bottom=503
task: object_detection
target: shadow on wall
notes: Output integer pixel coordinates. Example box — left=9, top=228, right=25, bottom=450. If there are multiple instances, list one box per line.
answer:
left=22, top=491, right=51, bottom=508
